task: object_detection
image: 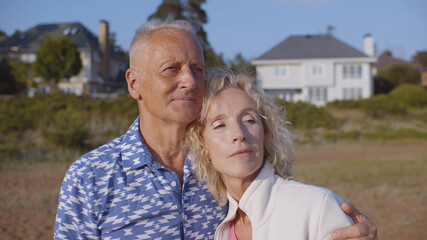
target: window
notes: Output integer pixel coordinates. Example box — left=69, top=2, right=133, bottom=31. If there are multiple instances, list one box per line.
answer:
left=312, top=65, right=323, bottom=76
left=343, top=88, right=363, bottom=100
left=343, top=64, right=362, bottom=79
left=275, top=66, right=288, bottom=77
left=308, top=87, right=327, bottom=102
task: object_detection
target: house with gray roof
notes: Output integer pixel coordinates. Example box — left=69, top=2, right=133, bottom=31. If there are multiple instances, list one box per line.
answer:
left=0, top=20, right=127, bottom=96
left=252, top=34, right=377, bottom=105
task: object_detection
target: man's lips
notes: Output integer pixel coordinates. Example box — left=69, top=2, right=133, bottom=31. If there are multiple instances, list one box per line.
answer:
left=172, top=95, right=197, bottom=102
left=228, top=148, right=252, bottom=158
left=174, top=98, right=195, bottom=101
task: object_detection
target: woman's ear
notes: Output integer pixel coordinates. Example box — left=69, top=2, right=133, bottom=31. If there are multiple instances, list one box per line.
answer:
left=126, top=68, right=142, bottom=101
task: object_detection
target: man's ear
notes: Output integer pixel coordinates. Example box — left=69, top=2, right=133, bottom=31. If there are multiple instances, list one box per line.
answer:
left=126, top=68, right=142, bottom=101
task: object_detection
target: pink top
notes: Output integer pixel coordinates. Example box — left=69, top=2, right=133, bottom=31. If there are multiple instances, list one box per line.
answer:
left=229, top=219, right=238, bottom=240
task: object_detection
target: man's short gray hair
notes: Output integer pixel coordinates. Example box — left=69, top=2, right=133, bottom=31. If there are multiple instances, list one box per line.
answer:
left=129, top=20, right=201, bottom=65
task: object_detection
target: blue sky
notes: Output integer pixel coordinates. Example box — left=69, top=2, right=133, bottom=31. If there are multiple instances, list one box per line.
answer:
left=1, top=0, right=426, bottom=61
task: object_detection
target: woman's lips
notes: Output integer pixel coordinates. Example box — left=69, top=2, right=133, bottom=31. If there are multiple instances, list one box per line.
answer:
left=228, top=148, right=252, bottom=158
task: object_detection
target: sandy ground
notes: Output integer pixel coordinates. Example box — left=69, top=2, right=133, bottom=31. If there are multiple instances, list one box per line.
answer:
left=1, top=140, right=426, bottom=239
left=294, top=140, right=427, bottom=240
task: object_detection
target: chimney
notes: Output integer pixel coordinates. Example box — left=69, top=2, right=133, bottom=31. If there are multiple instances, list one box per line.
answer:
left=98, top=20, right=110, bottom=79
left=363, top=34, right=375, bottom=57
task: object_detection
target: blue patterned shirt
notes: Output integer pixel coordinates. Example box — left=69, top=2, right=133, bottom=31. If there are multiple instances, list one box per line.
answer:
left=54, top=118, right=227, bottom=239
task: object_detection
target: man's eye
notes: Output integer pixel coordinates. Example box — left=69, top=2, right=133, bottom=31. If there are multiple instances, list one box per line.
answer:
left=166, top=66, right=178, bottom=71
left=192, top=67, right=203, bottom=73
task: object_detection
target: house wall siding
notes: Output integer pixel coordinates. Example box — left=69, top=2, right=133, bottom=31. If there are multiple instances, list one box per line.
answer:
left=255, top=59, right=375, bottom=105
left=257, top=64, right=302, bottom=89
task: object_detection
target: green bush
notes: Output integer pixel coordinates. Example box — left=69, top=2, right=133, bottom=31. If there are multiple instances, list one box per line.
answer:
left=360, top=94, right=406, bottom=118
left=0, top=95, right=39, bottom=134
left=41, top=107, right=88, bottom=148
left=327, top=99, right=361, bottom=109
left=389, top=84, right=427, bottom=108
left=275, top=99, right=339, bottom=130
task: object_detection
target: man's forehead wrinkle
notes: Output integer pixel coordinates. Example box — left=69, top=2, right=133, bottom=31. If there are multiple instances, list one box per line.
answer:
left=130, top=28, right=203, bottom=71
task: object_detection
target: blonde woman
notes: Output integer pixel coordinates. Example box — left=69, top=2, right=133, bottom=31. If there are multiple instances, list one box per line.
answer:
left=185, top=68, right=354, bottom=239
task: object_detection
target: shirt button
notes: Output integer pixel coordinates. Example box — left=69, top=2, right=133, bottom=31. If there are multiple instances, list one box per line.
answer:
left=171, top=181, right=177, bottom=187
left=184, top=215, right=188, bottom=221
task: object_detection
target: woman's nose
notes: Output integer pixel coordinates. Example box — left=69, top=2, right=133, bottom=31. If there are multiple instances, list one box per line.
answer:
left=232, top=124, right=247, bottom=142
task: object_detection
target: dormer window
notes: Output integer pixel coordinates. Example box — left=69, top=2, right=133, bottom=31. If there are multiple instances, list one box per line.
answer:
left=70, top=27, right=79, bottom=35
left=63, top=27, right=79, bottom=36
left=63, top=28, right=71, bottom=36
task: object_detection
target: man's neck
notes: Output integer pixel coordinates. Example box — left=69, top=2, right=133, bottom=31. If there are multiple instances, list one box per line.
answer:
left=139, top=116, right=188, bottom=183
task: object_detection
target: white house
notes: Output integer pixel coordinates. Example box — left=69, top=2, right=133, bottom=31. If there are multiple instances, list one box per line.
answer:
left=0, top=20, right=128, bottom=96
left=252, top=34, right=377, bottom=106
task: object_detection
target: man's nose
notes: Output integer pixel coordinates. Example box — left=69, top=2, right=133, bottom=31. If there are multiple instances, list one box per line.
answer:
left=179, top=67, right=198, bottom=90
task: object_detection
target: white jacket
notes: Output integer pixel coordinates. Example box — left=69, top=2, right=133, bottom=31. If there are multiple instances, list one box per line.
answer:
left=214, top=163, right=353, bottom=240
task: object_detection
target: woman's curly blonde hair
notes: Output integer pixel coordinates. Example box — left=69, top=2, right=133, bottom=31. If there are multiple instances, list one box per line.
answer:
left=184, top=68, right=294, bottom=205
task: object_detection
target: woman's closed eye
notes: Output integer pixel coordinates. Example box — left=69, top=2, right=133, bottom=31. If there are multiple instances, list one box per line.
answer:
left=242, top=115, right=257, bottom=124
left=213, top=123, right=225, bottom=129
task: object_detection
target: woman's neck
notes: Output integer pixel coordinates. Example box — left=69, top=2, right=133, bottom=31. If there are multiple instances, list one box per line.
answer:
left=234, top=208, right=252, bottom=239
left=222, top=166, right=263, bottom=202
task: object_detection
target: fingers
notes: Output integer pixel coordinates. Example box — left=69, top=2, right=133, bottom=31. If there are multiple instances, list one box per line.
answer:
left=332, top=223, right=370, bottom=240
left=341, top=202, right=357, bottom=215
left=341, top=202, right=366, bottom=223
left=341, top=202, right=362, bottom=218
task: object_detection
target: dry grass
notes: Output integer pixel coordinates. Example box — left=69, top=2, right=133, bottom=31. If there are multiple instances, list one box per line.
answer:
left=294, top=140, right=427, bottom=240
left=1, top=140, right=426, bottom=239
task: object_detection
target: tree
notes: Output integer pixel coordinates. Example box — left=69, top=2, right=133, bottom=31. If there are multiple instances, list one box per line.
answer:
left=375, top=63, right=420, bottom=92
left=381, top=50, right=392, bottom=56
left=0, top=59, right=26, bottom=94
left=12, top=30, right=22, bottom=37
left=374, top=76, right=394, bottom=94
left=9, top=60, right=32, bottom=88
left=148, top=0, right=185, bottom=21
left=148, top=0, right=225, bottom=67
left=227, top=53, right=256, bottom=77
left=412, top=51, right=427, bottom=68
left=0, top=29, right=6, bottom=38
left=33, top=37, right=82, bottom=92
left=110, top=32, right=129, bottom=61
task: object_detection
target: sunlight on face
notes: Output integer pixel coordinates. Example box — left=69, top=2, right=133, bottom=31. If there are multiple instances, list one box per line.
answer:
left=203, top=87, right=265, bottom=185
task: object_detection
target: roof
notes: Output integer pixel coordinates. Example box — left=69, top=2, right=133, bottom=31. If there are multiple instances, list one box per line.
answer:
left=374, top=53, right=421, bottom=71
left=256, top=34, right=369, bottom=60
left=0, top=22, right=99, bottom=51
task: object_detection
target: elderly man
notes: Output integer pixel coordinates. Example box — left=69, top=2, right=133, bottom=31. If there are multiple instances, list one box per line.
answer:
left=54, top=20, right=377, bottom=239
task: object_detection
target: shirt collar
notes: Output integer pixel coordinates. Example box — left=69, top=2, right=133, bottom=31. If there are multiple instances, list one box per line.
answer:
left=121, top=117, right=157, bottom=171
left=226, top=162, right=275, bottom=222
left=121, top=117, right=195, bottom=175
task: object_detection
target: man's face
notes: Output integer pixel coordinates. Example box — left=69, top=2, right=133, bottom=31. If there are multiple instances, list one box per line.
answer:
left=129, top=29, right=206, bottom=126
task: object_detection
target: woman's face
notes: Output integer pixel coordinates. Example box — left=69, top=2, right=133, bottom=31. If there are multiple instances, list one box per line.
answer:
left=203, top=87, right=264, bottom=184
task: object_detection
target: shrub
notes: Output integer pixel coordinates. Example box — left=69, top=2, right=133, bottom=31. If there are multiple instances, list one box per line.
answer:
left=360, top=94, right=406, bottom=118
left=0, top=95, right=39, bottom=134
left=389, top=84, right=427, bottom=108
left=327, top=99, right=361, bottom=109
left=275, top=99, right=339, bottom=130
left=41, top=107, right=88, bottom=148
